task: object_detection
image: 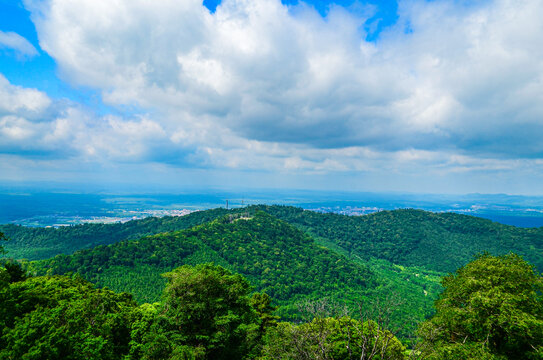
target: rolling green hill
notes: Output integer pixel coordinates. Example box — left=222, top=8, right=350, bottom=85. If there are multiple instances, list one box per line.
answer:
left=5, top=205, right=542, bottom=274
left=255, top=205, right=543, bottom=273
left=0, top=208, right=230, bottom=260
left=5, top=205, right=542, bottom=336
left=31, top=212, right=376, bottom=317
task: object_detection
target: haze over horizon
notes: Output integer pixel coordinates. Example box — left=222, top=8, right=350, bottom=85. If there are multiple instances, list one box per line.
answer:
left=1, top=0, right=543, bottom=195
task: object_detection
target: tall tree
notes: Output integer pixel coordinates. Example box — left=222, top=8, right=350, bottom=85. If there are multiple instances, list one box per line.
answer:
left=155, top=263, right=262, bottom=359
left=419, top=253, right=543, bottom=360
left=0, top=275, right=136, bottom=360
left=0, top=231, right=6, bottom=256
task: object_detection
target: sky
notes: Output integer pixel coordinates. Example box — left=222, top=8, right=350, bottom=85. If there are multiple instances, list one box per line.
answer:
left=1, top=0, right=543, bottom=195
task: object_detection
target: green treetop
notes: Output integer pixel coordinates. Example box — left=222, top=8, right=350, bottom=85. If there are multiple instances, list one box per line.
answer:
left=0, top=231, right=6, bottom=255
left=0, top=274, right=137, bottom=360
left=140, top=263, right=271, bottom=360
left=419, top=253, right=543, bottom=360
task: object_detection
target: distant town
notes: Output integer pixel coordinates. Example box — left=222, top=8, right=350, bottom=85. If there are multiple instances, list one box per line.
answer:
left=27, top=209, right=195, bottom=228
left=3, top=191, right=543, bottom=228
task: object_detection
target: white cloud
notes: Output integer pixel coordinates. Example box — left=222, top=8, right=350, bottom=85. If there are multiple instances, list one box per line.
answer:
left=0, top=75, right=187, bottom=163
left=0, top=74, right=51, bottom=115
left=4, top=0, right=542, bottom=193
left=0, top=31, right=38, bottom=58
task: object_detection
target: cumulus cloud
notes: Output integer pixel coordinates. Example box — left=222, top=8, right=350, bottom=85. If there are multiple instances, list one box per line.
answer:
left=0, top=31, right=39, bottom=58
left=0, top=75, right=193, bottom=163
left=0, top=75, right=50, bottom=115
left=7, top=0, right=542, bottom=188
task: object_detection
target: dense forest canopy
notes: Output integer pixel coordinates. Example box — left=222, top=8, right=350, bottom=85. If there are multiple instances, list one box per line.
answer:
left=1, top=254, right=541, bottom=359
left=30, top=212, right=376, bottom=311
left=1, top=206, right=542, bottom=358
left=0, top=208, right=231, bottom=260
left=0, top=231, right=6, bottom=255
left=254, top=206, right=543, bottom=273
left=419, top=253, right=543, bottom=359
left=3, top=205, right=542, bottom=273
left=2, top=206, right=542, bottom=337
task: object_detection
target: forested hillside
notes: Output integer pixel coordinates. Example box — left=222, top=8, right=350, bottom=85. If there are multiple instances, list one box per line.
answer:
left=31, top=212, right=376, bottom=314
left=0, top=208, right=230, bottom=260
left=4, top=204, right=542, bottom=335
left=4, top=205, right=542, bottom=274
left=255, top=205, right=543, bottom=272
left=2, top=254, right=542, bottom=359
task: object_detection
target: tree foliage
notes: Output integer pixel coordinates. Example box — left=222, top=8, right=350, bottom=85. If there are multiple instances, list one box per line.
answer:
left=262, top=316, right=406, bottom=360
left=25, top=206, right=543, bottom=337
left=0, top=263, right=278, bottom=360
left=256, top=206, right=543, bottom=273
left=4, top=250, right=543, bottom=360
left=6, top=205, right=543, bottom=332
left=33, top=212, right=376, bottom=308
left=5, top=205, right=543, bottom=274
left=419, top=253, right=543, bottom=360
left=0, top=208, right=231, bottom=260
left=0, top=273, right=137, bottom=360
left=157, top=264, right=262, bottom=359
left=0, top=231, right=7, bottom=256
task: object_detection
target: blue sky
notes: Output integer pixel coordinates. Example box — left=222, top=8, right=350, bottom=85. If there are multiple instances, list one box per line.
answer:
left=1, top=0, right=543, bottom=195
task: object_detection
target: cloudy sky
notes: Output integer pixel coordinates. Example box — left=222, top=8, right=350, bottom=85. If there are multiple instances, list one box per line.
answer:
left=1, top=0, right=542, bottom=194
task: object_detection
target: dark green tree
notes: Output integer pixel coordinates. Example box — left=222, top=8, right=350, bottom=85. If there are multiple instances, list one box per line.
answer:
left=419, top=253, right=543, bottom=360
left=156, top=263, right=262, bottom=359
left=262, top=317, right=406, bottom=360
left=2, top=261, right=27, bottom=283
left=0, top=232, right=8, bottom=290
left=0, top=231, right=7, bottom=256
left=0, top=275, right=137, bottom=360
